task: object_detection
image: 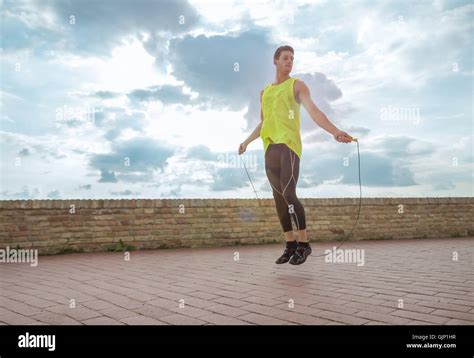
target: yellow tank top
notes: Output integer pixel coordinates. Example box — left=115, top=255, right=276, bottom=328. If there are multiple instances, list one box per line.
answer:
left=260, top=77, right=302, bottom=159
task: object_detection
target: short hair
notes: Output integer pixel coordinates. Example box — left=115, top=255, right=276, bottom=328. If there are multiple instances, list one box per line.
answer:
left=273, top=45, right=294, bottom=61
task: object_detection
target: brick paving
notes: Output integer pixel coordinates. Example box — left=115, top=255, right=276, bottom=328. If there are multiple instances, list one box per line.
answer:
left=0, top=237, right=472, bottom=325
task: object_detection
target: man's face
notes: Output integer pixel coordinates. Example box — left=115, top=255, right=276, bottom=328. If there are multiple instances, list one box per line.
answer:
left=275, top=50, right=294, bottom=73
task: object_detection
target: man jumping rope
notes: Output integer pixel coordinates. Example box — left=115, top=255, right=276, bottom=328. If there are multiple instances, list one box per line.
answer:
left=238, top=45, right=354, bottom=265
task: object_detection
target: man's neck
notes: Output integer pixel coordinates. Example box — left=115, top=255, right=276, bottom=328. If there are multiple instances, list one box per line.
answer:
left=273, top=73, right=290, bottom=85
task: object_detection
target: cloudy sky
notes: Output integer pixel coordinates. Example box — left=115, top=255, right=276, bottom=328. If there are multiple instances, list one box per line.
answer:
left=1, top=0, right=472, bottom=200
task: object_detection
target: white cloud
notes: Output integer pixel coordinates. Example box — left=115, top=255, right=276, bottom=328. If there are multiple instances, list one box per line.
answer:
left=1, top=0, right=472, bottom=199
left=337, top=3, right=473, bottom=94
left=143, top=103, right=249, bottom=152
left=50, top=37, right=161, bottom=94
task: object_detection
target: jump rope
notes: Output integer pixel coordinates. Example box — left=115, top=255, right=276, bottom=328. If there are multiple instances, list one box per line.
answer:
left=239, top=138, right=362, bottom=257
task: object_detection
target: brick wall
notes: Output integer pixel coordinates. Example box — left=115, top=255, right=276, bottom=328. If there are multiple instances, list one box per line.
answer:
left=0, top=197, right=472, bottom=255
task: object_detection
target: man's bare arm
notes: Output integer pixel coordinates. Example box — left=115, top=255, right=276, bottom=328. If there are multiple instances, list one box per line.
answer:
left=242, top=89, right=264, bottom=146
left=297, top=81, right=339, bottom=135
left=297, top=81, right=353, bottom=143
left=239, top=90, right=264, bottom=154
left=243, top=123, right=262, bottom=146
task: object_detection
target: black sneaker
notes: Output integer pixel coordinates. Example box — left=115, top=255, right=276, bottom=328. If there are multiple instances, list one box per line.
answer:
left=275, top=246, right=297, bottom=264
left=289, top=243, right=312, bottom=265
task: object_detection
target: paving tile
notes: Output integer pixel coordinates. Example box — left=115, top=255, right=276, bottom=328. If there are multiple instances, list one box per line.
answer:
left=1, top=237, right=472, bottom=326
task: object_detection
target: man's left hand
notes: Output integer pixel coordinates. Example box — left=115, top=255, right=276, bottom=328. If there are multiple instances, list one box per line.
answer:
left=333, top=130, right=353, bottom=143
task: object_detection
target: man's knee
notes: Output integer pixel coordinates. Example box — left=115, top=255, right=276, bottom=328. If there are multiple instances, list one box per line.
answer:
left=283, top=192, right=297, bottom=203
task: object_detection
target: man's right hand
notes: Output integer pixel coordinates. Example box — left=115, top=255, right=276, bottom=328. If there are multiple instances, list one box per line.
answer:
left=238, top=142, right=248, bottom=155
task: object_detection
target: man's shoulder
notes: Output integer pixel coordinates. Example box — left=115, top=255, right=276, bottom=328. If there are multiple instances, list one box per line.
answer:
left=293, top=79, right=309, bottom=96
left=293, top=78, right=305, bottom=87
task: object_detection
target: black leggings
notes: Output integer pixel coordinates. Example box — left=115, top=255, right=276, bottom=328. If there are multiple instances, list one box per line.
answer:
left=264, top=143, right=306, bottom=233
